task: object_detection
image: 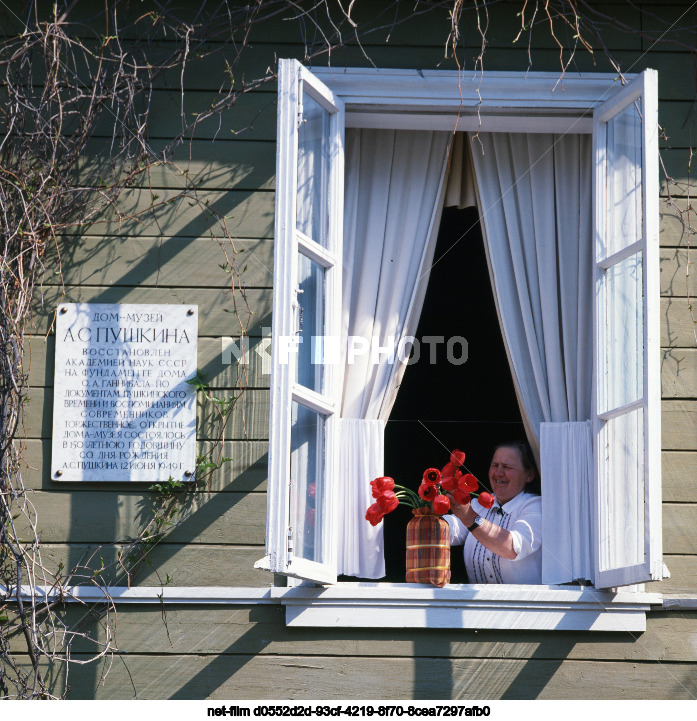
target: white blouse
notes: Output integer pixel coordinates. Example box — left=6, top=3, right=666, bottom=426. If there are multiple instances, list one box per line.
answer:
left=445, top=492, right=542, bottom=584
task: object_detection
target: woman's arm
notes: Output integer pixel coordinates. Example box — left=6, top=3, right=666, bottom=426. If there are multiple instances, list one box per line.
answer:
left=447, top=495, right=517, bottom=560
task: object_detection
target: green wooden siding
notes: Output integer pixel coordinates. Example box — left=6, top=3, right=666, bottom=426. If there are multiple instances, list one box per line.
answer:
left=18, top=0, right=697, bottom=700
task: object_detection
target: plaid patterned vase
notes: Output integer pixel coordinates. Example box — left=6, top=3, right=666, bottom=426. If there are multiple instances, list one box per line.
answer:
left=405, top=507, right=451, bottom=587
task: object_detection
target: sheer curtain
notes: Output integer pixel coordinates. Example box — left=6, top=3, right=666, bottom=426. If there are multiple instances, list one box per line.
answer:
left=338, top=128, right=450, bottom=578
left=469, top=132, right=595, bottom=584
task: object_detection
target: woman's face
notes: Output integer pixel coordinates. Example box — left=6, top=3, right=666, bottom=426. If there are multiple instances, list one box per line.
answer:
left=488, top=446, right=534, bottom=505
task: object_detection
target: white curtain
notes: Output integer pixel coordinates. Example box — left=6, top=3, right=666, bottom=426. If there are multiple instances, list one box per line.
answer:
left=338, top=128, right=450, bottom=577
left=540, top=421, right=594, bottom=583
left=469, top=132, right=594, bottom=584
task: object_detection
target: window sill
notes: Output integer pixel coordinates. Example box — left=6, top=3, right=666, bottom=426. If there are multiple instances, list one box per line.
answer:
left=9, top=583, right=663, bottom=632
left=278, top=582, right=662, bottom=631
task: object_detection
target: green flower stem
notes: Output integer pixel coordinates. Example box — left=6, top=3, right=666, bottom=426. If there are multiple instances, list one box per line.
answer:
left=393, top=484, right=426, bottom=508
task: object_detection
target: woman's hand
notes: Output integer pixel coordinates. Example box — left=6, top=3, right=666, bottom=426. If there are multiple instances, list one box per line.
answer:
left=445, top=493, right=517, bottom=560
left=445, top=493, right=477, bottom=528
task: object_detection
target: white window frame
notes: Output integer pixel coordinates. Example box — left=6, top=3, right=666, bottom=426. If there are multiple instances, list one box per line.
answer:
left=592, top=70, right=663, bottom=589
left=260, top=65, right=663, bottom=630
left=255, top=60, right=345, bottom=584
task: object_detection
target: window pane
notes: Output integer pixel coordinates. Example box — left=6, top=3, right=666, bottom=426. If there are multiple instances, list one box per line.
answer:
left=296, top=91, right=330, bottom=246
left=606, top=99, right=642, bottom=257
left=290, top=402, right=326, bottom=564
left=598, top=406, right=645, bottom=571
left=602, top=251, right=643, bottom=412
left=295, top=253, right=325, bottom=393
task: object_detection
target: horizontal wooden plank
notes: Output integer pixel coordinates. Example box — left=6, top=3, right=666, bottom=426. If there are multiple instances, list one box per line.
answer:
left=41, top=236, right=273, bottom=290
left=21, top=387, right=269, bottom=441
left=662, top=400, right=697, bottom=450
left=661, top=348, right=697, bottom=398
left=660, top=297, right=697, bottom=347
left=242, top=2, right=643, bottom=53
left=655, top=554, right=697, bottom=595
left=616, top=52, right=697, bottom=103
left=76, top=139, right=275, bottom=191
left=20, top=653, right=697, bottom=700
left=196, top=389, right=270, bottom=441
left=640, top=3, right=697, bottom=52
left=89, top=89, right=277, bottom=141
left=659, top=196, right=697, bottom=244
left=35, top=543, right=268, bottom=588
left=660, top=148, right=697, bottom=197
left=14, top=490, right=266, bottom=546
left=663, top=503, right=697, bottom=554
left=9, top=605, right=697, bottom=663
left=60, top=188, right=274, bottom=240
left=20, top=439, right=268, bottom=492
left=660, top=248, right=695, bottom=297
left=659, top=101, right=697, bottom=150
left=662, top=451, right=697, bottom=502
left=28, top=334, right=271, bottom=390
left=32, top=285, right=272, bottom=337
left=460, top=2, right=642, bottom=52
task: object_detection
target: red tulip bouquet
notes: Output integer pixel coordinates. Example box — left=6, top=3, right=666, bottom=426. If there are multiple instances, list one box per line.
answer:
left=365, top=449, right=495, bottom=526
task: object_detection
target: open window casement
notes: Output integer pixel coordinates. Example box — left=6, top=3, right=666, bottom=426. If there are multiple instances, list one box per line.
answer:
left=592, top=69, right=663, bottom=589
left=255, top=59, right=345, bottom=584
left=259, top=64, right=663, bottom=628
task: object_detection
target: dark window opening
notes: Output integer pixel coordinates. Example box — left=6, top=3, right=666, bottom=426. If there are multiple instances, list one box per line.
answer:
left=380, top=206, right=524, bottom=583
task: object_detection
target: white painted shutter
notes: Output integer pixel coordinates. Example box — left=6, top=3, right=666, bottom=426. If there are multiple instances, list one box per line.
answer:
left=256, top=60, right=344, bottom=584
left=592, top=69, right=663, bottom=588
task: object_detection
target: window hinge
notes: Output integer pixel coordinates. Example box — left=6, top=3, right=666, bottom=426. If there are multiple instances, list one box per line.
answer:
left=287, top=527, right=294, bottom=554
left=292, top=285, right=304, bottom=314
left=297, top=84, right=304, bottom=129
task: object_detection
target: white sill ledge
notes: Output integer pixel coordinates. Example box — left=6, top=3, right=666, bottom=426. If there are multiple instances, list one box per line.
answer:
left=5, top=583, right=664, bottom=632
left=278, top=583, right=661, bottom=631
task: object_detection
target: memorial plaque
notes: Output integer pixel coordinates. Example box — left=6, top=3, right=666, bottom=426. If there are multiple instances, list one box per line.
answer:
left=51, top=303, right=198, bottom=482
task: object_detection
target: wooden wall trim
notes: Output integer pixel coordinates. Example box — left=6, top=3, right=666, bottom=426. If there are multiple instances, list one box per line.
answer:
left=7, top=583, right=670, bottom=632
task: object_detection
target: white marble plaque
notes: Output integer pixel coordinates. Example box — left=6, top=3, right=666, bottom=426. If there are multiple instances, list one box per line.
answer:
left=51, top=303, right=198, bottom=482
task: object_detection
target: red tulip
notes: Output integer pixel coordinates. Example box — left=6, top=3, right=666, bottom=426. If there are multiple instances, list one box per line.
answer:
left=307, top=482, right=316, bottom=499
left=376, top=490, right=399, bottom=513
left=478, top=492, right=495, bottom=509
left=453, top=489, right=470, bottom=505
left=450, top=449, right=466, bottom=466
left=418, top=483, right=438, bottom=501
left=371, top=476, right=395, bottom=498
left=365, top=503, right=386, bottom=526
left=440, top=461, right=457, bottom=477
left=461, top=473, right=479, bottom=493
left=422, top=468, right=441, bottom=486
left=440, top=468, right=462, bottom=492
left=432, top=494, right=451, bottom=515
left=306, top=508, right=316, bottom=527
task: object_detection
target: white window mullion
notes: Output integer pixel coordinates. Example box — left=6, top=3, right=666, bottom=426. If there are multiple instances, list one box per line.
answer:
left=297, top=231, right=338, bottom=269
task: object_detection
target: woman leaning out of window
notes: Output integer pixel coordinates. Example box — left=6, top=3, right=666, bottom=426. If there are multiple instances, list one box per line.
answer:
left=445, top=442, right=541, bottom=584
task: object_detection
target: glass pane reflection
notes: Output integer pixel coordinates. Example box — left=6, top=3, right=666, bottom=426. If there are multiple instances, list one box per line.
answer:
left=296, top=91, right=330, bottom=246
left=290, top=402, right=325, bottom=564
left=606, top=99, right=642, bottom=258
left=295, top=253, right=325, bottom=393
left=603, top=252, right=643, bottom=412
left=599, top=406, right=645, bottom=571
